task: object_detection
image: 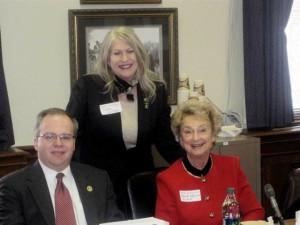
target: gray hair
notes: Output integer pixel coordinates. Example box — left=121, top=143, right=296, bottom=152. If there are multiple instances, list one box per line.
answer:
left=34, top=108, right=78, bottom=137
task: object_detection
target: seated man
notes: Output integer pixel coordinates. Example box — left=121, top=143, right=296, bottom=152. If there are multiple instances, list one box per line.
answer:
left=0, top=108, right=124, bottom=225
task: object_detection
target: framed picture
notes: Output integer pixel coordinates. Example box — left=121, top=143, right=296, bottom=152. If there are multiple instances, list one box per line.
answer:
left=80, top=0, right=161, bottom=4
left=69, top=8, right=178, bottom=104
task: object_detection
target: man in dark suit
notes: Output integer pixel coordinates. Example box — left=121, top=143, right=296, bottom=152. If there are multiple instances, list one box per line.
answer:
left=0, top=108, right=124, bottom=225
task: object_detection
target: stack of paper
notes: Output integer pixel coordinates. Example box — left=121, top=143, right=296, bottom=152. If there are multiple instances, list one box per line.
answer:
left=99, top=217, right=169, bottom=225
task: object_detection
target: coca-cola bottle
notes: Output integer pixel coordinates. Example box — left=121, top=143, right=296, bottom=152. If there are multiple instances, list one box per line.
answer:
left=222, top=187, right=240, bottom=225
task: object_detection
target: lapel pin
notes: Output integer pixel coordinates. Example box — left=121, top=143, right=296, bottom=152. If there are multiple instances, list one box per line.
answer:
left=87, top=186, right=93, bottom=192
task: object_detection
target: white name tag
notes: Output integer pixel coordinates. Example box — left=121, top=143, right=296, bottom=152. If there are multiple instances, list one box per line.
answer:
left=100, top=102, right=122, bottom=115
left=180, top=190, right=201, bottom=202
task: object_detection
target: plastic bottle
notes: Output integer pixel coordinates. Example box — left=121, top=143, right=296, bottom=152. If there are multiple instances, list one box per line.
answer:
left=222, top=187, right=240, bottom=225
left=177, top=74, right=190, bottom=104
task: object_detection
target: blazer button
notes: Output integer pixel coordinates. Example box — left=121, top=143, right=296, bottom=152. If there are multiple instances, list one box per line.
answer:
left=209, top=212, right=215, bottom=218
left=201, top=177, right=207, bottom=183
left=205, top=195, right=210, bottom=201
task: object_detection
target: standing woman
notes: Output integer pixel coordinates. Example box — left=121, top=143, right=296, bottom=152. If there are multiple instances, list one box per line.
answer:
left=66, top=26, right=183, bottom=213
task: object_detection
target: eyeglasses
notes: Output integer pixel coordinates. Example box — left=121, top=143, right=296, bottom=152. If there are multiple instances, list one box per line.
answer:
left=37, top=132, right=75, bottom=143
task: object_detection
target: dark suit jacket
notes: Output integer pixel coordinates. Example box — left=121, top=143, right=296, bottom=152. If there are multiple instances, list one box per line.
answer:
left=66, top=75, right=183, bottom=196
left=0, top=161, right=124, bottom=225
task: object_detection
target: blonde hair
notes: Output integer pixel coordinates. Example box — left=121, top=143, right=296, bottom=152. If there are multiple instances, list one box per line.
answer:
left=171, top=98, right=222, bottom=139
left=93, top=26, right=165, bottom=102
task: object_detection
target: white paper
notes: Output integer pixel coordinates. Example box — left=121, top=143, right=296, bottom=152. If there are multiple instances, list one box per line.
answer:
left=99, top=217, right=169, bottom=225
left=99, top=102, right=122, bottom=115
left=217, top=125, right=242, bottom=137
left=267, top=216, right=274, bottom=225
left=240, top=220, right=267, bottom=225
left=179, top=190, right=201, bottom=202
left=296, top=210, right=300, bottom=225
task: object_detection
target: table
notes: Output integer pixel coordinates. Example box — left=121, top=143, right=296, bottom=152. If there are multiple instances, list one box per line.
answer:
left=284, top=219, right=296, bottom=225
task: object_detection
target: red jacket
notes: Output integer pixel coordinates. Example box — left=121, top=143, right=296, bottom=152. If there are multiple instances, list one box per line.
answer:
left=155, top=154, right=265, bottom=225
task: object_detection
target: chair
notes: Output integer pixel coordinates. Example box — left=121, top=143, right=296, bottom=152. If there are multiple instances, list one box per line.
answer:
left=126, top=167, right=166, bottom=219
left=279, top=168, right=300, bottom=219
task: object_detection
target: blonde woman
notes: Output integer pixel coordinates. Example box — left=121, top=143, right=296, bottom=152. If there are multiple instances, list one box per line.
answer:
left=155, top=98, right=264, bottom=225
left=66, top=26, right=183, bottom=214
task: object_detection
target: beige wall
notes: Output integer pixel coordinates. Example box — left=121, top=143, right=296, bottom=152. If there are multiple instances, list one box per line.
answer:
left=0, top=0, right=245, bottom=146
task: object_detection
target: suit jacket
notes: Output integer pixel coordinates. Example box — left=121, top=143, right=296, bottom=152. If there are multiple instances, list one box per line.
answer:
left=66, top=75, right=183, bottom=193
left=155, top=154, right=265, bottom=225
left=0, top=161, right=124, bottom=225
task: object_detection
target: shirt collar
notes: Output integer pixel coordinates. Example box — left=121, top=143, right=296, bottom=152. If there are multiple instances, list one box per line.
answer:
left=38, top=159, right=71, bottom=183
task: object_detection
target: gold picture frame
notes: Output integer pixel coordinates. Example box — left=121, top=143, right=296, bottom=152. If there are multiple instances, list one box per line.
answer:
left=81, top=0, right=161, bottom=3
left=68, top=8, right=178, bottom=104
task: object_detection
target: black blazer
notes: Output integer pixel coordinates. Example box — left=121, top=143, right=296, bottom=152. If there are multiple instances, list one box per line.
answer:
left=0, top=161, right=124, bottom=225
left=66, top=75, right=183, bottom=190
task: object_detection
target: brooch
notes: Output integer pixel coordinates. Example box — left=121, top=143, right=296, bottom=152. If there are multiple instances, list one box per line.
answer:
left=144, top=98, right=149, bottom=109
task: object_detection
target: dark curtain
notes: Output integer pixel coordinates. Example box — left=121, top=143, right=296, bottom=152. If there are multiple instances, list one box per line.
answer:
left=243, top=0, right=294, bottom=129
left=0, top=30, right=15, bottom=150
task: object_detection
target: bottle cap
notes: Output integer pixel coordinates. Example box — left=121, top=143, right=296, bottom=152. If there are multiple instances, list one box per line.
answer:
left=179, top=73, right=189, bottom=81
left=227, top=187, right=235, bottom=194
left=193, top=80, right=204, bottom=87
left=193, top=80, right=205, bottom=96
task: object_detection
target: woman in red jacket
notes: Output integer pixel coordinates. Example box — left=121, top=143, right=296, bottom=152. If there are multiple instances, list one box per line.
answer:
left=155, top=98, right=265, bottom=225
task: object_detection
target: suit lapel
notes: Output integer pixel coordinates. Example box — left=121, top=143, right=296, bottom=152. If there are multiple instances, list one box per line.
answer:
left=105, top=89, right=124, bottom=144
left=71, top=164, right=98, bottom=225
left=27, top=162, right=56, bottom=225
left=136, top=84, right=151, bottom=145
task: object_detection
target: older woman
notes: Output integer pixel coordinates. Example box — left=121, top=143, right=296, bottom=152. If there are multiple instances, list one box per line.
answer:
left=155, top=98, right=265, bottom=225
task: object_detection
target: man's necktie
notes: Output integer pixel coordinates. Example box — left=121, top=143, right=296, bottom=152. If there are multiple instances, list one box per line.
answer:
left=55, top=173, right=77, bottom=225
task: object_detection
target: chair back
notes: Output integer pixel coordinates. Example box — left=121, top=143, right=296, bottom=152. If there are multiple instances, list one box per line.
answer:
left=126, top=168, right=165, bottom=219
left=280, top=168, right=300, bottom=219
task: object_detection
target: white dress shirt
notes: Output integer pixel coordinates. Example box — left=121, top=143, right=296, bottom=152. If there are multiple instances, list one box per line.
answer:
left=39, top=160, right=87, bottom=225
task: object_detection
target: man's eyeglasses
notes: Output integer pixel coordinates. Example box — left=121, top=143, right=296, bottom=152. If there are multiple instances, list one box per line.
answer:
left=37, top=132, right=75, bottom=143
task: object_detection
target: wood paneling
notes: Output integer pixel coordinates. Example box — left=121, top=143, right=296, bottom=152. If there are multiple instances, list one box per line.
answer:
left=0, top=148, right=30, bottom=177
left=244, top=127, right=300, bottom=218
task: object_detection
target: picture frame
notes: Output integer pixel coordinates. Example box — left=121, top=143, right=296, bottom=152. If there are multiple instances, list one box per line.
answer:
left=68, top=8, right=178, bottom=104
left=80, top=0, right=161, bottom=4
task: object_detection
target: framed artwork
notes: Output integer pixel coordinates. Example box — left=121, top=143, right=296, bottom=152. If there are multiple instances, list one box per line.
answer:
left=68, top=8, right=178, bottom=104
left=80, top=0, right=161, bottom=4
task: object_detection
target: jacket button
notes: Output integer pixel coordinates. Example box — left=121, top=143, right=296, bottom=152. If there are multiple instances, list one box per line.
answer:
left=205, top=195, right=210, bottom=201
left=209, top=213, right=215, bottom=218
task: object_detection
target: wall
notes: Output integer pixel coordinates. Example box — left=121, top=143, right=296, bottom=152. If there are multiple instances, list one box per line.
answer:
left=0, top=0, right=244, bottom=146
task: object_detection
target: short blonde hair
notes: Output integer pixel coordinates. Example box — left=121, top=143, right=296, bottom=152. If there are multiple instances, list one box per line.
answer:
left=171, top=98, right=222, bottom=139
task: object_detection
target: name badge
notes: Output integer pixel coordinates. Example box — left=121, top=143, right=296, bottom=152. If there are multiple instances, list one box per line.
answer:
left=100, top=102, right=122, bottom=115
left=180, top=190, right=201, bottom=202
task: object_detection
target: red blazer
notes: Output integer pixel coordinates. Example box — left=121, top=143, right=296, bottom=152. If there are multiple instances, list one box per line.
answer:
left=155, top=154, right=265, bottom=225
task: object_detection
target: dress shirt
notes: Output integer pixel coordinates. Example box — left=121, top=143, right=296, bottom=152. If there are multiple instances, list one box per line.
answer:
left=39, top=160, right=87, bottom=225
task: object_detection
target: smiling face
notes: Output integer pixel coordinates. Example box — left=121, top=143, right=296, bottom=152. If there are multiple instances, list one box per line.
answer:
left=179, top=114, right=215, bottom=160
left=34, top=114, right=75, bottom=172
left=108, top=39, right=138, bottom=82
